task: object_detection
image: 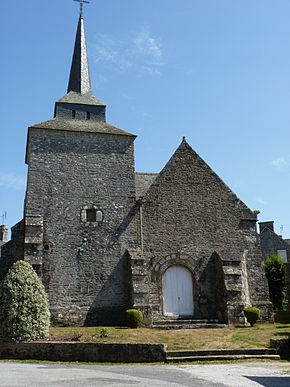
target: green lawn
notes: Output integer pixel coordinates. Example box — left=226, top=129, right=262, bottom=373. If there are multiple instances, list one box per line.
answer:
left=48, top=323, right=290, bottom=351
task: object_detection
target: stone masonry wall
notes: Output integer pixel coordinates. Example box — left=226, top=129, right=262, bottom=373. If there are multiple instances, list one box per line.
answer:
left=25, top=128, right=137, bottom=325
left=138, top=140, right=272, bottom=324
left=0, top=220, right=25, bottom=282
left=260, top=228, right=290, bottom=262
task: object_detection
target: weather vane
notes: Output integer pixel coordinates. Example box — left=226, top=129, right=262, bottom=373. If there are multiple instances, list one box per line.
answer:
left=74, top=0, right=90, bottom=16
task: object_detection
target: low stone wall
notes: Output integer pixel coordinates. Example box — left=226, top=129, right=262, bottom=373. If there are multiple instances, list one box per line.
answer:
left=0, top=342, right=166, bottom=363
left=270, top=337, right=290, bottom=360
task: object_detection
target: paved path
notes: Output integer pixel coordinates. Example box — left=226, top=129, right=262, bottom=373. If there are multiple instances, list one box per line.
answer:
left=0, top=361, right=289, bottom=386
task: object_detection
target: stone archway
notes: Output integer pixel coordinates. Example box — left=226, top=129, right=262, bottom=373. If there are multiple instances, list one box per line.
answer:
left=163, top=265, right=194, bottom=317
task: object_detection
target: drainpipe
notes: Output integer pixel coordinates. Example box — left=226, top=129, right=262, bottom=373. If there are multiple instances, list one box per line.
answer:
left=139, top=199, right=144, bottom=253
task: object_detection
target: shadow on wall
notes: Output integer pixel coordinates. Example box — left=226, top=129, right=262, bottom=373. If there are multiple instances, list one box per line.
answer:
left=194, top=252, right=228, bottom=323
left=84, top=252, right=132, bottom=326
left=85, top=203, right=138, bottom=326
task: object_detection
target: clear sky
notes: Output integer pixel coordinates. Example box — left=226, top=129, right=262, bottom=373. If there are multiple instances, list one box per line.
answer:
left=1, top=0, right=290, bottom=237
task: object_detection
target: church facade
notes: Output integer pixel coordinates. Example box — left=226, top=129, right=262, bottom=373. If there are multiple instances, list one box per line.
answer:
left=0, top=15, right=272, bottom=326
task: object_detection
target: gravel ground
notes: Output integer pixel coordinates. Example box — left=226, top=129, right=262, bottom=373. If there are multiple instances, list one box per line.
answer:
left=0, top=361, right=289, bottom=386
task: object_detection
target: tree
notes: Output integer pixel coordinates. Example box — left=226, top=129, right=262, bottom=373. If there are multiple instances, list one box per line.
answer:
left=0, top=261, right=50, bottom=342
left=264, top=253, right=286, bottom=310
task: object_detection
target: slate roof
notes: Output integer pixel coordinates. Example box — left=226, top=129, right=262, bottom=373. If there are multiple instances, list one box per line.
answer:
left=135, top=173, right=158, bottom=198
left=67, top=15, right=91, bottom=95
left=57, top=91, right=105, bottom=106
left=142, top=138, right=256, bottom=218
left=29, top=118, right=135, bottom=137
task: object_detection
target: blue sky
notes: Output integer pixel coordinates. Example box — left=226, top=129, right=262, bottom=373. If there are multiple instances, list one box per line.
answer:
left=1, top=0, right=290, bottom=237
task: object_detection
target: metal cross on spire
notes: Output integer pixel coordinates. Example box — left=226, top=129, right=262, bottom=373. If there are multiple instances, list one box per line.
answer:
left=74, top=0, right=90, bottom=16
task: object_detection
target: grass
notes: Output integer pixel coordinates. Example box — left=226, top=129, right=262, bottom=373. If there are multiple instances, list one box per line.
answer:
left=48, top=323, right=290, bottom=351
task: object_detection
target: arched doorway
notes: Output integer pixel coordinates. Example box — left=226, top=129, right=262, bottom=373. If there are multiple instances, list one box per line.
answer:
left=163, top=265, right=194, bottom=317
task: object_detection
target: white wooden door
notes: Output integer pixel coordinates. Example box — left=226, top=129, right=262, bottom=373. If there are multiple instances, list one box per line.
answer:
left=163, top=265, right=194, bottom=316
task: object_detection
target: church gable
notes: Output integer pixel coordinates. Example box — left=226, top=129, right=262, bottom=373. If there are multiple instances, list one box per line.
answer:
left=143, top=137, right=256, bottom=228
left=136, top=138, right=271, bottom=325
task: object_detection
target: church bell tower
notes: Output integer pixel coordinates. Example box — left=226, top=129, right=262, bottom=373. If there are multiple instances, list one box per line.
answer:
left=23, top=6, right=137, bottom=326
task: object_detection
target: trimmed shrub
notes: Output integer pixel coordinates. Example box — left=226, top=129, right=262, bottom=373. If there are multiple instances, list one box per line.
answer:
left=244, top=307, right=260, bottom=327
left=125, top=309, right=143, bottom=328
left=0, top=260, right=50, bottom=342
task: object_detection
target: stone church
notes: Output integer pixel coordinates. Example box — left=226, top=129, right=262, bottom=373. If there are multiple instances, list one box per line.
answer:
left=0, top=14, right=272, bottom=327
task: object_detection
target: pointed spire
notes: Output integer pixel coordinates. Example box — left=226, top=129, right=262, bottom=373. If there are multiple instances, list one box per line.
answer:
left=67, top=15, right=92, bottom=95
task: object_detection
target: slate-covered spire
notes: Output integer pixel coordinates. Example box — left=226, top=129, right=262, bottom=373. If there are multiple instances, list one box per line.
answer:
left=67, top=14, right=91, bottom=95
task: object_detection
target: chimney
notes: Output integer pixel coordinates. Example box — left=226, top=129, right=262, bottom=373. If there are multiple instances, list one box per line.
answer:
left=259, top=221, right=274, bottom=233
left=0, top=225, right=8, bottom=245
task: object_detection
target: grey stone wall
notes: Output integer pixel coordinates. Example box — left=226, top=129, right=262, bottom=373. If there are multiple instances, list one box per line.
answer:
left=0, top=342, right=166, bottom=363
left=134, top=140, right=272, bottom=324
left=25, top=128, right=137, bottom=325
left=259, top=225, right=290, bottom=262
left=54, top=102, right=106, bottom=122
left=0, top=220, right=25, bottom=281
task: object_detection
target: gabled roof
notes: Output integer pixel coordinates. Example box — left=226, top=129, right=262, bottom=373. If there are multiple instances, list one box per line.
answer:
left=142, top=137, right=256, bottom=218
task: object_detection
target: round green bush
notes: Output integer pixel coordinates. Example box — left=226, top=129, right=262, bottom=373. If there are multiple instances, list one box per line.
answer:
left=0, top=261, right=50, bottom=342
left=244, top=307, right=260, bottom=327
left=125, top=309, right=143, bottom=328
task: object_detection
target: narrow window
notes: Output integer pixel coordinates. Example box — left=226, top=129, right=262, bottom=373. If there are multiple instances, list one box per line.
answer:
left=86, top=209, right=96, bottom=222
left=72, top=110, right=76, bottom=118
left=86, top=111, right=91, bottom=120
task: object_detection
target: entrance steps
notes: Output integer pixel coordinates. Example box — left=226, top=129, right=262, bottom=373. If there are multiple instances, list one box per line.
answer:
left=153, top=318, right=226, bottom=330
left=166, top=348, right=280, bottom=362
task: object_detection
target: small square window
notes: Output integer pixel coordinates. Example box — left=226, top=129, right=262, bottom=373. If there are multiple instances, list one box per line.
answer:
left=81, top=207, right=104, bottom=223
left=72, top=110, right=76, bottom=118
left=86, top=112, right=91, bottom=120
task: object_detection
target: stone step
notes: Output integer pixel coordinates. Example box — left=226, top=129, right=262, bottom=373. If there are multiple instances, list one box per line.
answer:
left=154, top=324, right=227, bottom=330
left=166, top=348, right=278, bottom=357
left=153, top=319, right=226, bottom=330
left=166, top=348, right=280, bottom=362
left=154, top=319, right=220, bottom=324
left=166, top=354, right=281, bottom=362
